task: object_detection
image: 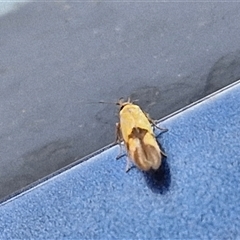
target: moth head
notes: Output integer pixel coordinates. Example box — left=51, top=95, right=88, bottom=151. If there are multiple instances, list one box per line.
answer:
left=116, top=97, right=132, bottom=111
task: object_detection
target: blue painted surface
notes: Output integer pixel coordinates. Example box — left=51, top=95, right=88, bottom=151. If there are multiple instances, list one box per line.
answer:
left=0, top=83, right=240, bottom=239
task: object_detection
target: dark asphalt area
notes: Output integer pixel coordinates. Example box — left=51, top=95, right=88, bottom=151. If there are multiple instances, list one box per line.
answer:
left=1, top=2, right=240, bottom=200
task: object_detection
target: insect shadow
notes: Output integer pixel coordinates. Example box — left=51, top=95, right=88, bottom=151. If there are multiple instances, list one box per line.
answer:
left=142, top=130, right=171, bottom=194
left=142, top=156, right=171, bottom=194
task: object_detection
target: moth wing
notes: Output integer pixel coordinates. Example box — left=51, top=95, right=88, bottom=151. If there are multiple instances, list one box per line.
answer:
left=119, top=104, right=153, bottom=142
left=127, top=137, right=152, bottom=171
left=142, top=131, right=161, bottom=170
left=128, top=127, right=161, bottom=171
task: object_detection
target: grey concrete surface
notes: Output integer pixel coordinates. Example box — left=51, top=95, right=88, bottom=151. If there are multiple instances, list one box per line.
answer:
left=1, top=2, right=240, bottom=200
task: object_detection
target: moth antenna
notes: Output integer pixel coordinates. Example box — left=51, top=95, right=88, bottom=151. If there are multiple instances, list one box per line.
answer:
left=132, top=99, right=139, bottom=103
left=117, top=97, right=125, bottom=106
left=98, top=100, right=116, bottom=104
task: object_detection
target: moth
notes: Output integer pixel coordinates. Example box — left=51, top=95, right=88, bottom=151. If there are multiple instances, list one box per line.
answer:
left=115, top=98, right=166, bottom=172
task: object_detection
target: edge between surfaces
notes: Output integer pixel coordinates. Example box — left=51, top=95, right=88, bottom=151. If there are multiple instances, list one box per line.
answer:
left=1, top=79, right=240, bottom=205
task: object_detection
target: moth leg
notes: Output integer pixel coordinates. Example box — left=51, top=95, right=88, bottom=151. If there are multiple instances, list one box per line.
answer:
left=116, top=143, right=126, bottom=160
left=160, top=148, right=167, bottom=157
left=115, top=123, right=126, bottom=160
left=156, top=141, right=167, bottom=157
left=155, top=129, right=168, bottom=139
left=115, top=122, right=122, bottom=143
left=144, top=112, right=168, bottom=132
left=125, top=158, right=135, bottom=172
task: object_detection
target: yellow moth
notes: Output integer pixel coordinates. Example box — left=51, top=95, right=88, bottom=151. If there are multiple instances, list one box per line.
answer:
left=116, top=98, right=166, bottom=172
